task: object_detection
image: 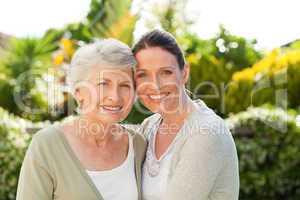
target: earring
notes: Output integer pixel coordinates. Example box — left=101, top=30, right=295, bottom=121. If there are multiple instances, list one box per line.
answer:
left=75, top=99, right=84, bottom=114
left=79, top=99, right=84, bottom=109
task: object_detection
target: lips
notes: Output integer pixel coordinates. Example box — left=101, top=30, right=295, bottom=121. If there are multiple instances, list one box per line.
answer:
left=147, top=92, right=170, bottom=101
left=101, top=105, right=123, bottom=113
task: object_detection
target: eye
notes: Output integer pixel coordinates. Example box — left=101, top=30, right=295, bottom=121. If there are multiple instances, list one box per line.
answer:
left=120, top=84, right=131, bottom=88
left=162, top=70, right=173, bottom=75
left=136, top=72, right=146, bottom=78
left=97, top=81, right=108, bottom=86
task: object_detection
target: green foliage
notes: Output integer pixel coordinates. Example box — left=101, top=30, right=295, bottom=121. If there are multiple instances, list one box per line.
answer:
left=227, top=106, right=300, bottom=200
left=225, top=47, right=300, bottom=115
left=0, top=37, right=61, bottom=122
left=182, top=28, right=262, bottom=116
left=0, top=108, right=33, bottom=200
left=44, top=23, right=93, bottom=44
left=140, top=0, right=195, bottom=37
left=286, top=58, right=300, bottom=109
left=86, top=0, right=137, bottom=45
left=213, top=26, right=262, bottom=69
left=1, top=37, right=55, bottom=77
left=124, top=99, right=152, bottom=124
left=184, top=26, right=262, bottom=73
left=41, top=0, right=137, bottom=48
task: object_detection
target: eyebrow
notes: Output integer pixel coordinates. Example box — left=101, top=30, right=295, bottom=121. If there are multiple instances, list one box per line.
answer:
left=97, top=78, right=131, bottom=84
left=97, top=78, right=111, bottom=83
left=136, top=66, right=174, bottom=71
left=160, top=66, right=174, bottom=70
left=136, top=69, right=146, bottom=72
left=120, top=80, right=131, bottom=84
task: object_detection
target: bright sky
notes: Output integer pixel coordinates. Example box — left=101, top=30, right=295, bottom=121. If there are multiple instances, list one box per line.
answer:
left=0, top=0, right=299, bottom=50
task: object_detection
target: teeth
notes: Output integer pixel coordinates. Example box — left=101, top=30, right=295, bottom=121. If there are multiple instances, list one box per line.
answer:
left=103, top=106, right=122, bottom=111
left=149, top=94, right=167, bottom=100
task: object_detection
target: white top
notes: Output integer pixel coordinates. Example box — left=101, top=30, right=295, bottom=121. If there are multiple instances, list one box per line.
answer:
left=142, top=117, right=182, bottom=200
left=86, top=133, right=138, bottom=200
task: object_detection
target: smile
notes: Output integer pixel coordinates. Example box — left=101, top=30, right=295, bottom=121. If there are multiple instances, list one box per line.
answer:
left=148, top=93, right=169, bottom=100
left=102, top=105, right=123, bottom=112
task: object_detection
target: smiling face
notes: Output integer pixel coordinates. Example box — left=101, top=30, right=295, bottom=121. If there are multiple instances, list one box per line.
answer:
left=135, top=47, right=189, bottom=115
left=75, top=66, right=135, bottom=124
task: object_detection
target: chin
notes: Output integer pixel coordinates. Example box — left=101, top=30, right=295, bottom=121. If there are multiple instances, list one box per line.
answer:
left=87, top=112, right=122, bottom=124
left=142, top=97, right=178, bottom=115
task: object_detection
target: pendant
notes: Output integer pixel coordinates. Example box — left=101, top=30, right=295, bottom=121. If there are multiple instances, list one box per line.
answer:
left=147, top=159, right=160, bottom=177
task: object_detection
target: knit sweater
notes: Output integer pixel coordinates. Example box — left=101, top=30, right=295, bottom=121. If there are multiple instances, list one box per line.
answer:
left=16, top=124, right=147, bottom=200
left=140, top=99, right=239, bottom=200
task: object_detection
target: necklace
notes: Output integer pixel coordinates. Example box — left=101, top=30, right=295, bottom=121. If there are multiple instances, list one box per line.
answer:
left=146, top=117, right=183, bottom=177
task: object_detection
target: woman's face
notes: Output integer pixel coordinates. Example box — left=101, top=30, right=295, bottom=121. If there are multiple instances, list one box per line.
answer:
left=75, top=66, right=135, bottom=124
left=134, top=47, right=188, bottom=115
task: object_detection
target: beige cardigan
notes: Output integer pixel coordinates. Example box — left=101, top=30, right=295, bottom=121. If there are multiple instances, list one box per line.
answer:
left=140, top=100, right=240, bottom=200
left=16, top=124, right=147, bottom=200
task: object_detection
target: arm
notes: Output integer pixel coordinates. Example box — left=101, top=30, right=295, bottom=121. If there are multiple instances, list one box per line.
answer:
left=16, top=139, right=54, bottom=200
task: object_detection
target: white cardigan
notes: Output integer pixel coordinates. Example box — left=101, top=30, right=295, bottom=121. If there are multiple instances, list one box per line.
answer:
left=140, top=99, right=239, bottom=200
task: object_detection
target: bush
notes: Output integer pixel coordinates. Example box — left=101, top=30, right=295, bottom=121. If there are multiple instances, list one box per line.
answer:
left=0, top=107, right=48, bottom=200
left=227, top=106, right=300, bottom=200
left=225, top=48, right=300, bottom=115
left=0, top=37, right=63, bottom=122
left=181, top=28, right=261, bottom=116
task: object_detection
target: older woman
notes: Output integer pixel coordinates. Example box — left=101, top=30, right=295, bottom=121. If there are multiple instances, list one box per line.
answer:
left=133, top=30, right=239, bottom=200
left=16, top=39, right=147, bottom=200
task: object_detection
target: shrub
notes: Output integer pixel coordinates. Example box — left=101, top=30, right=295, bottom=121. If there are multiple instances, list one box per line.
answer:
left=225, top=48, right=300, bottom=115
left=0, top=37, right=63, bottom=122
left=227, top=106, right=300, bottom=200
left=181, top=28, right=261, bottom=116
left=0, top=107, right=48, bottom=200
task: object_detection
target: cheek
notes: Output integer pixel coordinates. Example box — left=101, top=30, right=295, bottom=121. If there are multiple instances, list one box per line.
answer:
left=82, top=87, right=98, bottom=103
left=159, top=75, right=181, bottom=92
left=135, top=78, right=146, bottom=90
left=135, top=79, right=149, bottom=95
left=121, top=88, right=135, bottom=103
left=163, top=72, right=182, bottom=84
left=93, top=87, right=108, bottom=107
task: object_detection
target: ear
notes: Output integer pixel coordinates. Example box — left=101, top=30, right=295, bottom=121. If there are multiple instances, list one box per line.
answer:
left=73, top=87, right=82, bottom=103
left=182, top=63, right=190, bottom=84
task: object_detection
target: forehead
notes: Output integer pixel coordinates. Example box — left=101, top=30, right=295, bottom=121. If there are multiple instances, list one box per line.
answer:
left=135, top=47, right=178, bottom=70
left=89, top=65, right=133, bottom=81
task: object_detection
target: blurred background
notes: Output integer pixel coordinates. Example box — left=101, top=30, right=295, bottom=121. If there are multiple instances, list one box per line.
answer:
left=0, top=0, right=299, bottom=199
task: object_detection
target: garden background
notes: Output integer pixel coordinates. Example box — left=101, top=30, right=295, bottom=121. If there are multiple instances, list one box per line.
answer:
left=0, top=0, right=299, bottom=199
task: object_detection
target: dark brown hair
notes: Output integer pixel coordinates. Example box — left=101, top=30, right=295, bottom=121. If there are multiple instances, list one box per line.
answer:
left=132, top=29, right=185, bottom=70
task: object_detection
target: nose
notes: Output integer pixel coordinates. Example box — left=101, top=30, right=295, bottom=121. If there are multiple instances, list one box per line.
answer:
left=106, top=85, right=121, bottom=104
left=146, top=73, right=162, bottom=91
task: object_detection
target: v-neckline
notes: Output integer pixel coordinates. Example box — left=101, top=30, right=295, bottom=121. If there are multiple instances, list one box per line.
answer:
left=151, top=106, right=198, bottom=161
left=151, top=117, right=175, bottom=161
left=53, top=124, right=105, bottom=200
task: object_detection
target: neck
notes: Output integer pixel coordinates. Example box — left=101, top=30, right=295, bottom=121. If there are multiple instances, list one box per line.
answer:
left=74, top=115, right=119, bottom=148
left=161, top=92, right=195, bottom=125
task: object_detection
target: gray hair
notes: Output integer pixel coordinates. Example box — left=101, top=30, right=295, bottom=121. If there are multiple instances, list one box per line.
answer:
left=67, top=38, right=136, bottom=93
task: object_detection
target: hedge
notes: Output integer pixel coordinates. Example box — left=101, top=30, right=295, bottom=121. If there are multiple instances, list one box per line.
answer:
left=227, top=106, right=300, bottom=200
left=0, top=107, right=48, bottom=200
left=225, top=48, right=300, bottom=115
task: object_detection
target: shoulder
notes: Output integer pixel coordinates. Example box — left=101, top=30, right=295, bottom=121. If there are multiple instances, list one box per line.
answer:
left=28, top=124, right=62, bottom=158
left=126, top=128, right=148, bottom=163
left=139, top=113, right=161, bottom=139
left=182, top=100, right=236, bottom=156
left=31, top=124, right=61, bottom=144
left=22, top=124, right=63, bottom=174
left=141, top=113, right=161, bottom=127
left=127, top=128, right=147, bottom=149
